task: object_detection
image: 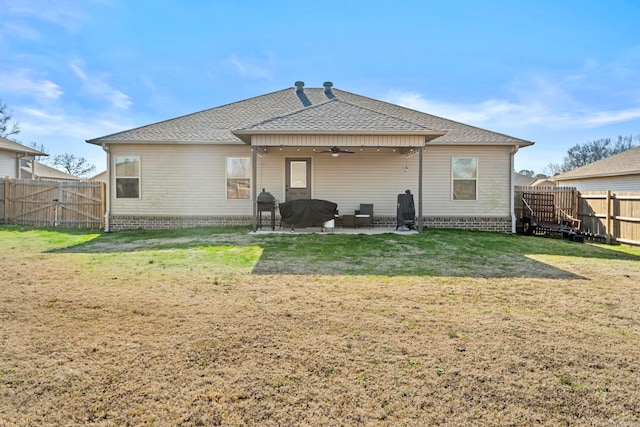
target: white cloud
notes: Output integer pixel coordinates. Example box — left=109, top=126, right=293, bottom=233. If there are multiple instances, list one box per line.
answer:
left=0, top=20, right=41, bottom=41
left=0, top=68, right=63, bottom=100
left=224, top=52, right=276, bottom=80
left=14, top=105, right=134, bottom=171
left=580, top=108, right=640, bottom=126
left=70, top=60, right=132, bottom=110
left=0, top=0, right=91, bottom=31
left=386, top=74, right=640, bottom=131
left=18, top=106, right=125, bottom=140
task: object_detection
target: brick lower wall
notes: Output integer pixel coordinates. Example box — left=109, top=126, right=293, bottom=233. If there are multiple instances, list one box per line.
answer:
left=374, top=216, right=512, bottom=232
left=108, top=215, right=253, bottom=231
left=108, top=214, right=512, bottom=233
left=421, top=216, right=512, bottom=233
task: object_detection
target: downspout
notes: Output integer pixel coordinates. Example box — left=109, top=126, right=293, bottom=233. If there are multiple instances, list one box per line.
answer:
left=102, top=142, right=111, bottom=232
left=510, top=144, right=519, bottom=233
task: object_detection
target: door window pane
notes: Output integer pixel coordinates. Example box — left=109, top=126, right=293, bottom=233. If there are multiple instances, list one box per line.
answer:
left=290, top=161, right=307, bottom=188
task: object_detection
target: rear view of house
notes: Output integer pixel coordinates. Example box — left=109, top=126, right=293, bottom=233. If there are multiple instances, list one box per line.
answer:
left=87, top=82, right=533, bottom=232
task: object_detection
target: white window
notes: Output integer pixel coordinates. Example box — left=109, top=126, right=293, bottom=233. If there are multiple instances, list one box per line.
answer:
left=226, top=157, right=251, bottom=199
left=115, top=156, right=140, bottom=199
left=452, top=157, right=477, bottom=201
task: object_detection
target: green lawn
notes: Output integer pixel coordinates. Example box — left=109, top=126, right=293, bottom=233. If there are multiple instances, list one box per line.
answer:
left=1, top=225, right=639, bottom=425
left=2, top=225, right=638, bottom=277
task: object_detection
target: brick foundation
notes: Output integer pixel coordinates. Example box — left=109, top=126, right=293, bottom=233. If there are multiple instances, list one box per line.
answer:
left=374, top=216, right=511, bottom=232
left=108, top=215, right=253, bottom=231
left=108, top=215, right=512, bottom=233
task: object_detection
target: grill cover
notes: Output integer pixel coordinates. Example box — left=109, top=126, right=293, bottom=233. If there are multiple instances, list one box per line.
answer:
left=397, top=190, right=416, bottom=227
left=279, top=199, right=337, bottom=228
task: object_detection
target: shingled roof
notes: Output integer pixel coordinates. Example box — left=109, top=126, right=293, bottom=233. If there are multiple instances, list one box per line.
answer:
left=553, top=145, right=640, bottom=180
left=0, top=136, right=46, bottom=156
left=87, top=84, right=533, bottom=147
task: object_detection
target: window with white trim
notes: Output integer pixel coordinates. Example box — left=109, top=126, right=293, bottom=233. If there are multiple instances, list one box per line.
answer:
left=115, top=156, right=140, bottom=198
left=226, top=157, right=251, bottom=199
left=452, top=157, right=477, bottom=200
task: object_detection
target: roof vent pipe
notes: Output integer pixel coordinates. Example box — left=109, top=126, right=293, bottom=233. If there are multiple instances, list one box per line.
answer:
left=295, top=81, right=304, bottom=94
left=323, top=81, right=333, bottom=95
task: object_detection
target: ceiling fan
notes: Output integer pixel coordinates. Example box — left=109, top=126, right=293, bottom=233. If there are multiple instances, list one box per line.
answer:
left=320, top=146, right=354, bottom=157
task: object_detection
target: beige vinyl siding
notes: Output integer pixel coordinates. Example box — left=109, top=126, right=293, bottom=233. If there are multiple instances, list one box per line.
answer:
left=423, top=145, right=511, bottom=216
left=0, top=151, right=17, bottom=178
left=109, top=144, right=253, bottom=216
left=256, top=145, right=511, bottom=217
left=557, top=175, right=640, bottom=192
left=108, top=143, right=512, bottom=218
left=253, top=147, right=418, bottom=216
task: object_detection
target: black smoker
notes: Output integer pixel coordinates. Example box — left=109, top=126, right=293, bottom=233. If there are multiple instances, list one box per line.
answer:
left=396, top=189, right=416, bottom=230
left=256, top=189, right=276, bottom=230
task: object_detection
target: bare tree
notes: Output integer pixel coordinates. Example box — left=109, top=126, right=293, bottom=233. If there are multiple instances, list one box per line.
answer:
left=52, top=153, right=96, bottom=177
left=27, top=142, right=54, bottom=164
left=0, top=99, right=20, bottom=138
left=542, top=162, right=564, bottom=177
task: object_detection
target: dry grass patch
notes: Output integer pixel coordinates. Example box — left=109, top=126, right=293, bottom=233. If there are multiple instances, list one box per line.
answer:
left=1, top=226, right=639, bottom=425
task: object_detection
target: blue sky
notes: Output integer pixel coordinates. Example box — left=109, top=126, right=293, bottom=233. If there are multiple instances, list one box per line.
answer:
left=2, top=0, right=640, bottom=174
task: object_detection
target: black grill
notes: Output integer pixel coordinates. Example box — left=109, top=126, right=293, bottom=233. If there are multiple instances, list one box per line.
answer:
left=256, top=189, right=276, bottom=230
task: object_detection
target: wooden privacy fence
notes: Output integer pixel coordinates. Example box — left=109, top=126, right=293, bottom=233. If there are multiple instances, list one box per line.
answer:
left=1, top=177, right=105, bottom=228
left=514, top=186, right=579, bottom=226
left=578, top=191, right=640, bottom=246
left=515, top=185, right=640, bottom=246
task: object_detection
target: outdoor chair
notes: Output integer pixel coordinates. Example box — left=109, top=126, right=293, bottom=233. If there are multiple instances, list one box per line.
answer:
left=355, top=204, right=373, bottom=228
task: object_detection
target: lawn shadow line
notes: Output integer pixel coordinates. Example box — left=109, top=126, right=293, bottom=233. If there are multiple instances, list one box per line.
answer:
left=41, top=227, right=640, bottom=279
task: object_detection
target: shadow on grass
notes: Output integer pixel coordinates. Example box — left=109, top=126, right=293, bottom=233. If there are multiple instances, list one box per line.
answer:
left=18, top=225, right=639, bottom=279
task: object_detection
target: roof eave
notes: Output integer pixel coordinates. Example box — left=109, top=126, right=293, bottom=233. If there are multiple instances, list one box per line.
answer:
left=232, top=130, right=447, bottom=145
left=553, top=170, right=640, bottom=181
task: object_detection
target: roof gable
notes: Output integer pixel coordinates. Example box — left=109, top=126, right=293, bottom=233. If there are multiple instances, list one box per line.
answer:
left=236, top=99, right=439, bottom=133
left=87, top=85, right=533, bottom=147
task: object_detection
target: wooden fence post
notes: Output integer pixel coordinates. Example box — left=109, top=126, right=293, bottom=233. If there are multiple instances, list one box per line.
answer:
left=606, top=190, right=612, bottom=244
left=3, top=177, right=9, bottom=224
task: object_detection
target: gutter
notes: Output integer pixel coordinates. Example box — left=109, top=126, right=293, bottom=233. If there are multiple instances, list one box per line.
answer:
left=102, top=142, right=111, bottom=232
left=510, top=145, right=519, bottom=233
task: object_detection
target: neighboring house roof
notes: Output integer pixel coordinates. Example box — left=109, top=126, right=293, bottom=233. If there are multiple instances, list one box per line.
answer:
left=552, top=146, right=640, bottom=180
left=514, top=172, right=536, bottom=186
left=89, top=170, right=107, bottom=182
left=531, top=178, right=557, bottom=187
left=0, top=136, right=46, bottom=156
left=87, top=84, right=534, bottom=147
left=20, top=161, right=81, bottom=181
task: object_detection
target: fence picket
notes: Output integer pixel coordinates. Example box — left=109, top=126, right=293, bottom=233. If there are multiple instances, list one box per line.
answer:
left=516, top=185, right=640, bottom=246
left=0, top=177, right=105, bottom=228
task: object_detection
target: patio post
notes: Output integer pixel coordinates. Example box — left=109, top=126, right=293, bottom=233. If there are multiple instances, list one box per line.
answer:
left=252, top=145, right=258, bottom=232
left=418, top=146, right=424, bottom=232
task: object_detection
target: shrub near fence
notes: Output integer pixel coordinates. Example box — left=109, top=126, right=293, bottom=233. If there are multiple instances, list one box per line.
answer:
left=1, top=177, right=105, bottom=228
